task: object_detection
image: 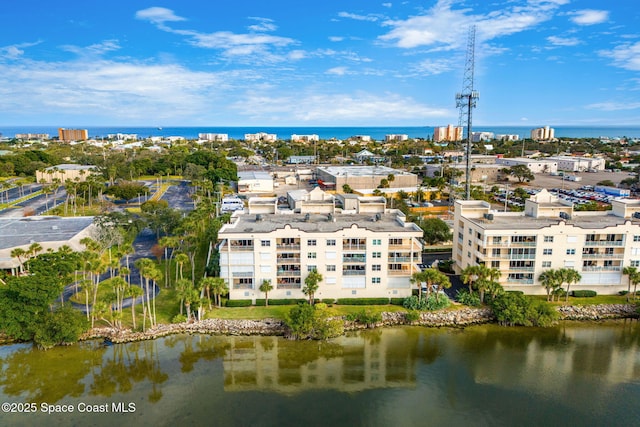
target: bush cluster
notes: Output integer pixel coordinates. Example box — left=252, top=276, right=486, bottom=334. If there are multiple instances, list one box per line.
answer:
left=570, top=290, right=597, bottom=297
left=345, top=309, right=382, bottom=326
left=455, top=289, right=482, bottom=307
left=390, top=298, right=405, bottom=306
left=336, top=298, right=389, bottom=305
left=225, top=299, right=252, bottom=307
left=490, top=292, right=558, bottom=327
left=254, top=298, right=307, bottom=306
left=402, top=294, right=450, bottom=311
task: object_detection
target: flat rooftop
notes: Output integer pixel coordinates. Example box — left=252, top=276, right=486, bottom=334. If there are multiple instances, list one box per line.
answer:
left=238, top=171, right=273, bottom=180
left=318, top=165, right=415, bottom=177
left=466, top=211, right=633, bottom=230
left=220, top=212, right=422, bottom=234
left=0, top=216, right=94, bottom=250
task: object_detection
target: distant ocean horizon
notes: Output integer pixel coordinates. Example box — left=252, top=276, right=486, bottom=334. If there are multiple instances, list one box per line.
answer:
left=2, top=125, right=640, bottom=140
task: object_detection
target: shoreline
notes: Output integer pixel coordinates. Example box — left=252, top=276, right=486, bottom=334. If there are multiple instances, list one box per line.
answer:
left=81, top=304, right=639, bottom=345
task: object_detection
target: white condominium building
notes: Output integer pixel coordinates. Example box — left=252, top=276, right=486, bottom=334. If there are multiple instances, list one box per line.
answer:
left=245, top=132, right=278, bottom=142
left=218, top=193, right=423, bottom=302
left=530, top=126, right=555, bottom=141
left=433, top=125, right=462, bottom=142
left=453, top=189, right=640, bottom=295
left=199, top=133, right=229, bottom=142
left=291, top=134, right=320, bottom=142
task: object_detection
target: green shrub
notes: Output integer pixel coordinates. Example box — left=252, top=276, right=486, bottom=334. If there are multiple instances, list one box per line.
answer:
left=506, top=290, right=524, bottom=295
left=225, top=299, right=252, bottom=307
left=403, top=295, right=423, bottom=310
left=423, top=293, right=450, bottom=311
left=405, top=310, right=420, bottom=323
left=171, top=314, right=187, bottom=323
left=346, top=309, right=382, bottom=327
left=619, top=290, right=629, bottom=296
left=336, top=298, right=389, bottom=305
left=456, top=289, right=481, bottom=307
left=285, top=303, right=343, bottom=340
left=570, top=290, right=597, bottom=298
left=390, top=298, right=405, bottom=306
left=263, top=298, right=307, bottom=306
left=254, top=299, right=266, bottom=306
left=321, top=298, right=335, bottom=305
left=490, top=293, right=557, bottom=327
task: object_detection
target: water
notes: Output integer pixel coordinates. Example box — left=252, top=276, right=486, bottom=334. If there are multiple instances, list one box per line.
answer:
left=1, top=125, right=640, bottom=141
left=1, top=321, right=640, bottom=426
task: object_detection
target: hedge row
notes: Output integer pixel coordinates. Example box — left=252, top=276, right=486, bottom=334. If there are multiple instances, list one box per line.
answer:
left=225, top=299, right=252, bottom=307
left=335, top=298, right=390, bottom=306
left=570, top=290, right=597, bottom=298
left=254, top=298, right=308, bottom=306
left=390, top=298, right=405, bottom=306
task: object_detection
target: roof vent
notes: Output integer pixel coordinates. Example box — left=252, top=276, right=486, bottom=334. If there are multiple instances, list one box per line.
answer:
left=559, top=212, right=570, bottom=220
left=256, top=214, right=263, bottom=222
left=304, top=213, right=310, bottom=222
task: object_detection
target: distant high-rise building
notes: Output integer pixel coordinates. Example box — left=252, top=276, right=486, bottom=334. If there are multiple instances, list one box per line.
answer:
left=530, top=126, right=555, bottom=141
left=58, top=128, right=88, bottom=142
left=433, top=125, right=462, bottom=142
left=199, top=133, right=229, bottom=142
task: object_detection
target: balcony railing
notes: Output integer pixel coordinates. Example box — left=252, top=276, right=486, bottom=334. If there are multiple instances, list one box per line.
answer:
left=277, top=244, right=301, bottom=250
left=233, top=283, right=254, bottom=290
left=505, top=278, right=534, bottom=285
left=277, top=257, right=300, bottom=263
left=276, top=283, right=301, bottom=289
left=584, top=241, right=624, bottom=247
left=343, top=244, right=367, bottom=251
left=343, top=256, right=367, bottom=263
left=277, top=270, right=301, bottom=277
left=581, top=253, right=624, bottom=259
left=342, top=270, right=366, bottom=276
left=507, top=267, right=535, bottom=272
left=388, top=270, right=411, bottom=276
left=229, top=245, right=254, bottom=251
left=581, top=266, right=622, bottom=272
left=388, top=256, right=411, bottom=262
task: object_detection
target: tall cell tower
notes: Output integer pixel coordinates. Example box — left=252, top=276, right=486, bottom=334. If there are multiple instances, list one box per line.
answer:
left=455, top=25, right=479, bottom=200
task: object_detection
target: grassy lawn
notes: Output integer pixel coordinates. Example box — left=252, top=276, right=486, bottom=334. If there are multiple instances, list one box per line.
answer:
left=530, top=294, right=633, bottom=305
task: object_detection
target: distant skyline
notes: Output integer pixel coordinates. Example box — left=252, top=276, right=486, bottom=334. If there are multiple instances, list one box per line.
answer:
left=1, top=1, right=638, bottom=127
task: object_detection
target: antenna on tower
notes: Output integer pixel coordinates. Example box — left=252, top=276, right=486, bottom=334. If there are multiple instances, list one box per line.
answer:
left=456, top=25, right=479, bottom=200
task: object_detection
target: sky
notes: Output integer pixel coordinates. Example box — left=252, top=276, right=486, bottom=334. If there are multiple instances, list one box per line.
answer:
left=0, top=0, right=639, bottom=127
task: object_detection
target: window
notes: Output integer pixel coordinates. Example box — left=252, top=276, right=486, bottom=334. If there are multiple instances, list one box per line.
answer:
left=634, top=236, right=640, bottom=242
left=632, top=260, right=640, bottom=267
left=372, top=252, right=382, bottom=258
left=327, top=265, right=336, bottom=272
left=543, top=249, right=553, bottom=255
left=261, top=240, right=270, bottom=247
left=307, top=265, right=316, bottom=272
left=542, top=261, right=552, bottom=268
left=544, top=236, right=554, bottom=243
left=372, top=239, right=381, bottom=245
left=326, top=239, right=336, bottom=246
left=491, top=261, right=500, bottom=268
left=352, top=290, right=357, bottom=295
left=307, top=239, right=317, bottom=246
left=566, top=249, right=576, bottom=255
left=468, top=228, right=473, bottom=235
left=372, top=264, right=381, bottom=271
left=308, top=252, right=317, bottom=259
left=389, top=238, right=403, bottom=245
left=372, top=277, right=381, bottom=284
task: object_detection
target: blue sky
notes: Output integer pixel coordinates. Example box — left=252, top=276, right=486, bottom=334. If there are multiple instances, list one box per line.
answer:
left=0, top=0, right=638, bottom=127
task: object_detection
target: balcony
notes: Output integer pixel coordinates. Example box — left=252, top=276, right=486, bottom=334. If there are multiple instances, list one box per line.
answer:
left=277, top=244, right=300, bottom=250
left=342, top=270, right=366, bottom=276
left=506, top=278, right=534, bottom=285
left=581, top=253, right=624, bottom=260
left=507, top=267, right=535, bottom=272
left=582, top=266, right=622, bottom=272
left=229, top=244, right=254, bottom=251
left=277, top=269, right=301, bottom=277
left=343, top=244, right=367, bottom=251
left=388, top=256, right=412, bottom=262
left=233, top=283, right=253, bottom=290
left=343, top=255, right=367, bottom=263
left=388, top=269, right=411, bottom=276
left=584, top=241, right=624, bottom=247
left=277, top=256, right=300, bottom=264
left=276, top=283, right=301, bottom=289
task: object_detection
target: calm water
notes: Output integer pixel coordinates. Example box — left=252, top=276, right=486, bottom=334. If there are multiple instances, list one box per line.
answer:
left=1, top=321, right=640, bottom=426
left=2, top=125, right=640, bottom=140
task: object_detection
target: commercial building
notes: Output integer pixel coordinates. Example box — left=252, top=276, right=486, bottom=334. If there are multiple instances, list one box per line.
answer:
left=237, top=171, right=274, bottom=193
left=15, top=133, right=49, bottom=140
left=452, top=189, right=640, bottom=294
left=530, top=126, right=555, bottom=141
left=546, top=156, right=606, bottom=172
left=245, top=132, right=277, bottom=142
left=472, top=132, right=494, bottom=142
left=291, top=134, right=319, bottom=142
left=496, top=157, right=558, bottom=174
left=58, top=128, right=88, bottom=142
left=385, top=134, right=409, bottom=142
left=0, top=216, right=95, bottom=275
left=315, top=166, right=418, bottom=191
left=218, top=191, right=423, bottom=302
left=424, top=163, right=503, bottom=183
left=496, top=134, right=520, bottom=141
left=199, top=133, right=229, bottom=142
left=35, top=164, right=97, bottom=183
left=433, top=125, right=462, bottom=142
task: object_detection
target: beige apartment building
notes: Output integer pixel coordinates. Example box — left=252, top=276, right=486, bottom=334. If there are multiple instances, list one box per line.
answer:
left=58, top=128, right=88, bottom=142
left=453, top=189, right=640, bottom=295
left=433, top=125, right=462, bottom=142
left=35, top=164, right=97, bottom=183
left=218, top=192, right=423, bottom=302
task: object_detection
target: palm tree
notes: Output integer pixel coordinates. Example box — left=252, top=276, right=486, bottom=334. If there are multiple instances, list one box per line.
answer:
left=10, top=248, right=27, bottom=275
left=210, top=278, right=228, bottom=308
left=259, top=279, right=274, bottom=306
left=539, top=269, right=560, bottom=302
left=559, top=268, right=582, bottom=302
left=175, top=279, right=192, bottom=315
left=127, top=284, right=143, bottom=330
left=623, top=266, right=640, bottom=302
left=461, top=265, right=480, bottom=293
left=461, top=264, right=501, bottom=301
left=198, top=277, right=217, bottom=309
left=303, top=269, right=323, bottom=305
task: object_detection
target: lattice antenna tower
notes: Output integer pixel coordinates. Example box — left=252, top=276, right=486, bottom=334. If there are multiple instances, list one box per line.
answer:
left=455, top=25, right=479, bottom=200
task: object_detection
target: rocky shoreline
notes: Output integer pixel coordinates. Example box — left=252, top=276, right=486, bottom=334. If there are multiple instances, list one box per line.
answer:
left=82, top=304, right=639, bottom=344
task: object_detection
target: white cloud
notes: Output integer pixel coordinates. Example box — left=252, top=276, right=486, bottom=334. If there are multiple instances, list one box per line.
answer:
left=232, top=91, right=449, bottom=123
left=0, top=42, right=41, bottom=59
left=569, top=9, right=609, bottom=26
left=411, top=58, right=454, bottom=75
left=338, top=11, right=380, bottom=22
left=61, top=40, right=121, bottom=56
left=382, top=3, right=392, bottom=8
left=379, top=0, right=566, bottom=50
left=585, top=101, right=640, bottom=111
left=247, top=17, right=277, bottom=32
left=599, top=42, right=640, bottom=71
left=547, top=36, right=580, bottom=47
left=326, top=67, right=350, bottom=76
left=135, top=7, right=186, bottom=25
left=136, top=8, right=297, bottom=64
left=329, top=36, right=344, bottom=42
